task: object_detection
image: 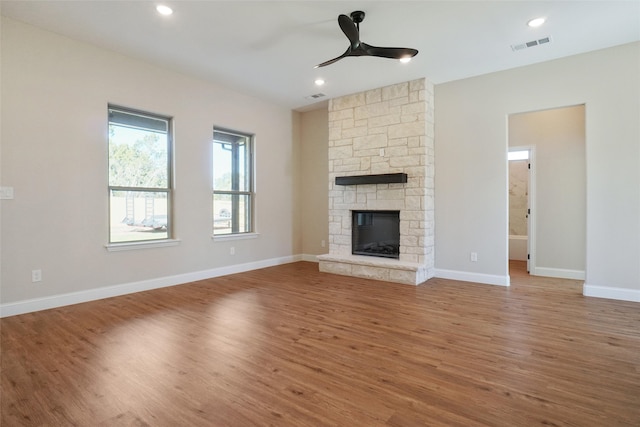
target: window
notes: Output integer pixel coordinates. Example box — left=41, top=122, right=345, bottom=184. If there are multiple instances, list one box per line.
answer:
left=108, top=106, right=172, bottom=243
left=508, top=150, right=530, bottom=161
left=212, top=128, right=254, bottom=235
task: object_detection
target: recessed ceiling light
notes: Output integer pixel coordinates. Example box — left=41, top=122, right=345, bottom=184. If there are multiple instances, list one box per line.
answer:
left=527, top=17, right=546, bottom=28
left=156, top=5, right=173, bottom=16
left=314, top=79, right=325, bottom=86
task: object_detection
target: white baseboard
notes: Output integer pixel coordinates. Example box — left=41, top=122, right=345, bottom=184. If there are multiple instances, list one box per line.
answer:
left=301, top=254, right=320, bottom=262
left=8, top=257, right=633, bottom=318
left=433, top=269, right=510, bottom=287
left=532, top=267, right=585, bottom=280
left=583, top=284, right=640, bottom=303
left=0, top=255, right=303, bottom=318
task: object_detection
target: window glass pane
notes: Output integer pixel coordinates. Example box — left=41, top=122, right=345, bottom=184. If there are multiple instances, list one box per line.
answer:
left=508, top=150, right=529, bottom=161
left=213, top=132, right=250, bottom=192
left=109, top=111, right=168, bottom=188
left=213, top=193, right=250, bottom=235
left=212, top=141, right=233, bottom=191
left=237, top=142, right=248, bottom=192
left=110, top=190, right=169, bottom=242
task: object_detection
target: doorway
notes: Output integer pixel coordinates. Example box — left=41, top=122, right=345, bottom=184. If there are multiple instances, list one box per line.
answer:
left=508, top=146, right=533, bottom=273
left=508, top=105, right=586, bottom=280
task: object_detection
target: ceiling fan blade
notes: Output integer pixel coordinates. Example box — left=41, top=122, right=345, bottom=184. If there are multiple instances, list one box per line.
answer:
left=314, top=47, right=352, bottom=68
left=362, top=43, right=419, bottom=60
left=338, top=14, right=359, bottom=48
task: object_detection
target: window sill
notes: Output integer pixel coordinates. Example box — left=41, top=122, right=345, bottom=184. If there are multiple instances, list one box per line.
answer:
left=212, top=232, right=259, bottom=242
left=105, top=239, right=181, bottom=252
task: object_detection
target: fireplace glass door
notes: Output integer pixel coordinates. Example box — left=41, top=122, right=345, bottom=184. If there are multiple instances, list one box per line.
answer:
left=352, top=210, right=400, bottom=259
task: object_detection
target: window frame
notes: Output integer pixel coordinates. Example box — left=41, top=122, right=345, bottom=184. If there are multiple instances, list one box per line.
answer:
left=212, top=127, right=255, bottom=237
left=107, top=105, right=174, bottom=246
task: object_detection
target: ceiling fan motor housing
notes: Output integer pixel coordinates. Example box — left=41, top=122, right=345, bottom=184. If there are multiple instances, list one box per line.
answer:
left=350, top=11, right=365, bottom=24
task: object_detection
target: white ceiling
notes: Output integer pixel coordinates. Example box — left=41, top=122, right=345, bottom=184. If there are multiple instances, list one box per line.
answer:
left=2, top=1, right=639, bottom=111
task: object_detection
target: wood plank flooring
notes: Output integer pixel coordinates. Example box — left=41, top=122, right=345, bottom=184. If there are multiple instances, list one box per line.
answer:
left=2, top=261, right=639, bottom=426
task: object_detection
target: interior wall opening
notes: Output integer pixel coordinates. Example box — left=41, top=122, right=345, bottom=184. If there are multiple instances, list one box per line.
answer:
left=508, top=104, right=586, bottom=282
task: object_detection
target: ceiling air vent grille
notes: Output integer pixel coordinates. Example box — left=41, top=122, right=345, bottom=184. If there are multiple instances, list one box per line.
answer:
left=511, top=36, right=552, bottom=52
left=305, top=93, right=326, bottom=100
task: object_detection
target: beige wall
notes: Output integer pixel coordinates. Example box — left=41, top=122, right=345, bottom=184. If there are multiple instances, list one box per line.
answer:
left=1, top=17, right=298, bottom=306
left=300, top=43, right=639, bottom=299
left=299, top=108, right=329, bottom=257
left=435, top=42, right=639, bottom=299
left=2, top=17, right=638, bottom=309
left=510, top=105, right=586, bottom=275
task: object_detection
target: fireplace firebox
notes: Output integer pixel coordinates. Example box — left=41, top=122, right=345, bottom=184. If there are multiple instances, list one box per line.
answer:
left=352, top=210, right=400, bottom=259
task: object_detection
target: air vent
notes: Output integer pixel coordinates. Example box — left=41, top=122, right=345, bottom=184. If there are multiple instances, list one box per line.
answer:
left=305, top=93, right=326, bottom=100
left=511, top=36, right=552, bottom=52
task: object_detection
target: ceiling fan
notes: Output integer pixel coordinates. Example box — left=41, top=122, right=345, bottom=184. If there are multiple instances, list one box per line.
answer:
left=315, top=11, right=418, bottom=68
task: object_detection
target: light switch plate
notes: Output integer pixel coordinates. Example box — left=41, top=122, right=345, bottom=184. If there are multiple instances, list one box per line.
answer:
left=0, top=187, right=14, bottom=200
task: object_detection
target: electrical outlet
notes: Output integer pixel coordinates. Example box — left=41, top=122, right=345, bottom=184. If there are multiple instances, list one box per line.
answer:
left=230, top=247, right=235, bottom=255
left=32, top=269, right=42, bottom=282
left=470, top=252, right=478, bottom=262
left=321, top=240, right=326, bottom=248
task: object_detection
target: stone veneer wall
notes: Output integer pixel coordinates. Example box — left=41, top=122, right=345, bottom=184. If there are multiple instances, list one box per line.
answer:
left=318, top=78, right=435, bottom=285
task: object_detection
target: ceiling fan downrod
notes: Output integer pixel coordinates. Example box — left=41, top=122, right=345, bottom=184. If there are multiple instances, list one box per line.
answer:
left=350, top=10, right=365, bottom=30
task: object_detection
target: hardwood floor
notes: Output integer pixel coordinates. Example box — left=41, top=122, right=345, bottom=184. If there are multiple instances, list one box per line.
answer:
left=2, top=261, right=639, bottom=426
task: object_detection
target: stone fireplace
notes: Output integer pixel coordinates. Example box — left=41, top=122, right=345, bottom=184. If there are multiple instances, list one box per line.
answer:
left=318, top=78, right=434, bottom=285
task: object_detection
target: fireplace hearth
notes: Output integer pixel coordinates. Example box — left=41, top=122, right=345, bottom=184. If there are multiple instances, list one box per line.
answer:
left=352, top=210, right=400, bottom=259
